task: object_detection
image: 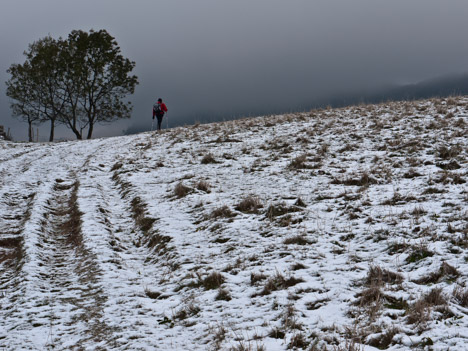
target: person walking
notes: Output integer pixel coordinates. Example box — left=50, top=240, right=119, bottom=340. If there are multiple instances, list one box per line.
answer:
left=152, top=98, right=168, bottom=131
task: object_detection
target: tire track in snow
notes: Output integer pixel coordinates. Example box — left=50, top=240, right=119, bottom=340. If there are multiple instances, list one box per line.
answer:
left=1, top=175, right=117, bottom=349
left=0, top=141, right=120, bottom=350
left=73, top=136, right=177, bottom=349
left=0, top=190, right=36, bottom=309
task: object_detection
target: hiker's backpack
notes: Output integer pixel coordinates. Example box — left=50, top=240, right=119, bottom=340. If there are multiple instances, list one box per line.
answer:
left=153, top=103, right=164, bottom=117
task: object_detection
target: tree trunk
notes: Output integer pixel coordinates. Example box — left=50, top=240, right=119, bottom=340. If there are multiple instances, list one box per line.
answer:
left=49, top=119, right=55, bottom=142
left=28, top=121, right=33, bottom=142
left=69, top=124, right=82, bottom=139
left=86, top=123, right=94, bottom=139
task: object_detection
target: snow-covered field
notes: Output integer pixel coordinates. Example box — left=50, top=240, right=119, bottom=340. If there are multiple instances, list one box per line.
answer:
left=1, top=97, right=467, bottom=350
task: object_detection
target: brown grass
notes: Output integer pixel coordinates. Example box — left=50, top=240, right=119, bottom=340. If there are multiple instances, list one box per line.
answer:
left=407, top=288, right=448, bottom=325
left=414, top=262, right=459, bottom=284
left=211, top=205, right=236, bottom=219
left=253, top=271, right=304, bottom=296
left=366, top=265, right=403, bottom=286
left=288, top=154, right=309, bottom=170
left=283, top=234, right=311, bottom=245
left=174, top=182, right=192, bottom=198
left=201, top=153, right=217, bottom=164
left=235, top=195, right=263, bottom=214
left=452, top=286, right=468, bottom=307
left=202, top=271, right=225, bottom=290
left=331, top=172, right=378, bottom=187
left=62, top=181, right=84, bottom=247
left=195, top=179, right=211, bottom=193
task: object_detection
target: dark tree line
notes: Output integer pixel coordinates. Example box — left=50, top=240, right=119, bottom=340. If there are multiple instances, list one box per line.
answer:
left=5, top=29, right=138, bottom=141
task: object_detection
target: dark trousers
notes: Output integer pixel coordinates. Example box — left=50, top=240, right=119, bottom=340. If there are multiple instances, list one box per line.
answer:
left=156, top=114, right=164, bottom=130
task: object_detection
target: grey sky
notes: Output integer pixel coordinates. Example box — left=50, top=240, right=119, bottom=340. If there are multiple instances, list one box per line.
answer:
left=1, top=0, right=468, bottom=140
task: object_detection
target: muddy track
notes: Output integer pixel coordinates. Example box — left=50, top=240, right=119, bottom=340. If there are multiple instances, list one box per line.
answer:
left=112, top=171, right=173, bottom=262
left=0, top=189, right=36, bottom=289
left=0, top=140, right=119, bottom=349
left=31, top=175, right=116, bottom=349
left=70, top=137, right=173, bottom=349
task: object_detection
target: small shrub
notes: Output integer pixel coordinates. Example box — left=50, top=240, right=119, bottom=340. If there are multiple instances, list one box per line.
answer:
left=437, top=144, right=462, bottom=159
left=414, top=262, right=459, bottom=284
left=202, top=272, right=225, bottom=290
left=250, top=272, right=268, bottom=285
left=211, top=205, right=236, bottom=219
left=195, top=179, right=211, bottom=193
left=254, top=272, right=304, bottom=296
left=174, top=182, right=192, bottom=198
left=287, top=333, right=308, bottom=349
left=367, top=327, right=399, bottom=350
left=288, top=154, right=309, bottom=170
left=235, top=195, right=263, bottom=214
left=174, top=302, right=201, bottom=320
left=405, top=244, right=433, bottom=263
left=283, top=234, right=311, bottom=245
left=291, top=262, right=307, bottom=271
left=268, top=327, right=285, bottom=339
left=366, top=265, right=403, bottom=286
left=144, top=289, right=162, bottom=299
left=201, top=153, right=217, bottom=164
left=215, top=288, right=232, bottom=301
left=407, top=288, right=447, bottom=325
left=111, top=162, right=123, bottom=171
left=453, top=286, right=468, bottom=307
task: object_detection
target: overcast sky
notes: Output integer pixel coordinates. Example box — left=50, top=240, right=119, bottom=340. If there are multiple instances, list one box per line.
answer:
left=1, top=0, right=468, bottom=141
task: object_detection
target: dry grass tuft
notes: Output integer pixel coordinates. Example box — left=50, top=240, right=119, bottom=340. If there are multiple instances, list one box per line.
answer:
left=250, top=272, right=268, bottom=285
left=215, top=288, right=232, bottom=301
left=201, top=153, right=217, bottom=164
left=331, top=172, right=378, bottom=187
left=405, top=243, right=433, bottom=263
left=235, top=195, right=263, bottom=214
left=195, top=179, right=211, bottom=193
left=211, top=205, right=236, bottom=219
left=110, top=162, right=123, bottom=171
left=202, top=271, right=225, bottom=290
left=174, top=182, right=192, bottom=198
left=254, top=271, right=304, bottom=296
left=283, top=234, right=312, bottom=245
left=414, top=262, right=459, bottom=284
left=367, top=327, right=399, bottom=350
left=288, top=154, right=310, bottom=170
left=437, top=144, right=462, bottom=159
left=265, top=202, right=302, bottom=219
left=452, top=286, right=468, bottom=307
left=407, top=288, right=448, bottom=325
left=366, top=265, right=403, bottom=286
left=287, top=333, right=308, bottom=349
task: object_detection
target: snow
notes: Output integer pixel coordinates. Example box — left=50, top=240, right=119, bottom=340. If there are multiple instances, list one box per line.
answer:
left=1, top=97, right=467, bottom=350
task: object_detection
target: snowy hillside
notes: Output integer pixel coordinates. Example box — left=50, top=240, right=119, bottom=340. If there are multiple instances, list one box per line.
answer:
left=1, top=97, right=467, bottom=350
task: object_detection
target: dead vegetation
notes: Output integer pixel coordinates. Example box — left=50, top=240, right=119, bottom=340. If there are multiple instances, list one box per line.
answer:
left=174, top=182, right=192, bottom=198
left=253, top=271, right=304, bottom=297
left=413, top=262, right=459, bottom=284
left=201, top=153, right=217, bottom=164
left=235, top=195, right=263, bottom=214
